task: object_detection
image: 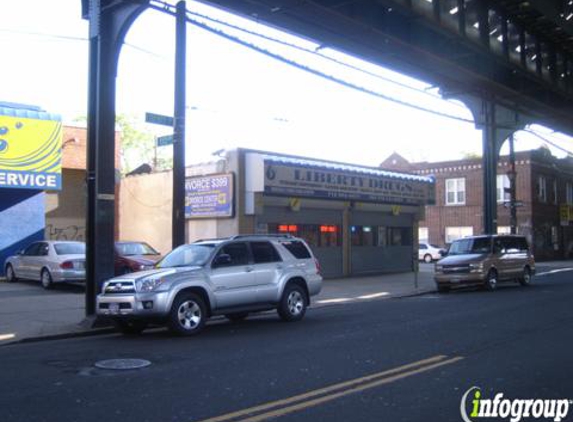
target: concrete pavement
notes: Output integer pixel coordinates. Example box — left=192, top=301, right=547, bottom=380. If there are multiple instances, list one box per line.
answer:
left=0, top=261, right=570, bottom=345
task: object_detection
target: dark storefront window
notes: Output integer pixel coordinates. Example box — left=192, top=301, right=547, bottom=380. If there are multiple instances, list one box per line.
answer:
left=270, top=223, right=341, bottom=247
left=387, top=227, right=412, bottom=246
left=351, top=226, right=376, bottom=246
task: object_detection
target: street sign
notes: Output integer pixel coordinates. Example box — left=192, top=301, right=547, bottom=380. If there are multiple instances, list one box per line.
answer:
left=157, top=134, right=174, bottom=147
left=145, top=112, right=174, bottom=127
left=503, top=200, right=524, bottom=208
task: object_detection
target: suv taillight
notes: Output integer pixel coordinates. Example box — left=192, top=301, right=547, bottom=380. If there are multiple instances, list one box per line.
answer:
left=314, top=258, right=322, bottom=275
left=60, top=261, right=74, bottom=269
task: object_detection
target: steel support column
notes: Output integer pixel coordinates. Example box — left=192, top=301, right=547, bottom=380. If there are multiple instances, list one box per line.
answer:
left=172, top=1, right=187, bottom=249
left=84, top=0, right=148, bottom=316
left=482, top=100, right=497, bottom=234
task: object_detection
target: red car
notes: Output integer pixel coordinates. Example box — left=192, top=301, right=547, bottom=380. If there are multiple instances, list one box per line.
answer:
left=114, top=241, right=162, bottom=275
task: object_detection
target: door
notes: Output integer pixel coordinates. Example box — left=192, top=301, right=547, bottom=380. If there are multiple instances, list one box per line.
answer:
left=27, top=242, right=49, bottom=280
left=18, top=242, right=42, bottom=279
left=249, top=241, right=284, bottom=303
left=209, top=242, right=257, bottom=309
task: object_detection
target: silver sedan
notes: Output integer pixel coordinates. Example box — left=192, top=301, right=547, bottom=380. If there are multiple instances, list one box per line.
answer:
left=4, top=241, right=86, bottom=289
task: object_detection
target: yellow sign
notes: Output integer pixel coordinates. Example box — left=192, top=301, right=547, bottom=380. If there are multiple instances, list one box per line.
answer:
left=0, top=104, right=62, bottom=190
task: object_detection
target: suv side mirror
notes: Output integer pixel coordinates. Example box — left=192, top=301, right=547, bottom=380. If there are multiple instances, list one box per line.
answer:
left=213, top=254, right=232, bottom=268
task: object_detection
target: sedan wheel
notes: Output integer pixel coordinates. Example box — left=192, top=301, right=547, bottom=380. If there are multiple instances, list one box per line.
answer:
left=424, top=254, right=432, bottom=263
left=5, top=265, right=17, bottom=283
left=168, top=293, right=207, bottom=336
left=41, top=269, right=53, bottom=290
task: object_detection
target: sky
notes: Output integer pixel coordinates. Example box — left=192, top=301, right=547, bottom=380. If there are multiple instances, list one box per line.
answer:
left=1, top=0, right=572, bottom=168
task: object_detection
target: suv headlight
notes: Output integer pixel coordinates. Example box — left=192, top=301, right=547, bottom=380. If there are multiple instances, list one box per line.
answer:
left=136, top=277, right=164, bottom=292
left=469, top=263, right=484, bottom=273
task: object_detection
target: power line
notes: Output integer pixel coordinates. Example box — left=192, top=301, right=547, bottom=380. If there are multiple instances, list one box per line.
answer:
left=520, top=128, right=573, bottom=157
left=149, top=1, right=476, bottom=126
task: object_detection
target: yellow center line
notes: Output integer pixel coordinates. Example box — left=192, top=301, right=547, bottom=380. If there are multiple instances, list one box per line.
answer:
left=237, top=356, right=464, bottom=422
left=194, top=355, right=460, bottom=422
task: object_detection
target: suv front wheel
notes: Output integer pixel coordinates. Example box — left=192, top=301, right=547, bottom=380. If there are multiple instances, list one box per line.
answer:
left=168, top=292, right=207, bottom=336
left=278, top=284, right=308, bottom=322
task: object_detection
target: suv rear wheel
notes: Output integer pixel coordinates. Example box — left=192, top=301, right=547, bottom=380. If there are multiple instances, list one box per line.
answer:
left=278, top=284, right=308, bottom=322
left=168, top=292, right=207, bottom=336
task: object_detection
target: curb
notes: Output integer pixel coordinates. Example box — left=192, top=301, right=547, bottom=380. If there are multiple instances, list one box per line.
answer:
left=1, top=327, right=117, bottom=347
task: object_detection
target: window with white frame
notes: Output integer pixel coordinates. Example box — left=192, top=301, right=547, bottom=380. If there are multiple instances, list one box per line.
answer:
left=538, top=176, right=547, bottom=202
left=496, top=174, right=510, bottom=203
left=497, top=226, right=511, bottom=234
left=567, top=182, right=573, bottom=205
left=418, top=227, right=428, bottom=242
left=445, top=226, right=473, bottom=244
left=445, top=178, right=466, bottom=205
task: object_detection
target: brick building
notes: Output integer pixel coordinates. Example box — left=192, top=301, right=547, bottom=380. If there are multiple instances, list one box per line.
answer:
left=381, top=149, right=573, bottom=261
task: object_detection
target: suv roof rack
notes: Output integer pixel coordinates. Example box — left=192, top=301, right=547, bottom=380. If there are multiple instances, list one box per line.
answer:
left=230, top=234, right=295, bottom=240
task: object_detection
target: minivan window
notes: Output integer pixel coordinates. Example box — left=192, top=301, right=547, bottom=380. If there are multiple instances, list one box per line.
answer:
left=448, top=237, right=491, bottom=255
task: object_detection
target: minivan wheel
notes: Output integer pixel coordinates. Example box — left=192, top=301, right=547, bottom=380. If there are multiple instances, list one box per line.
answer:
left=5, top=265, right=17, bottom=283
left=278, top=284, right=308, bottom=322
left=519, top=267, right=532, bottom=287
left=168, top=293, right=207, bottom=336
left=424, top=254, right=432, bottom=263
left=41, top=268, right=54, bottom=290
left=484, top=270, right=498, bottom=291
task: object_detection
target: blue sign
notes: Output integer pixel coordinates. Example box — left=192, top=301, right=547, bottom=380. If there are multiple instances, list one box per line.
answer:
left=185, top=173, right=234, bottom=218
left=157, top=134, right=174, bottom=147
left=145, top=112, right=174, bottom=127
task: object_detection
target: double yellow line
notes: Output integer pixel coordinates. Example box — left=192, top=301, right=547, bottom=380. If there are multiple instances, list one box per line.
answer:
left=196, top=354, right=463, bottom=422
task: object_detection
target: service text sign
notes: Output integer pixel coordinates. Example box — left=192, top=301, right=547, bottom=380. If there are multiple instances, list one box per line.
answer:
left=185, top=173, right=234, bottom=218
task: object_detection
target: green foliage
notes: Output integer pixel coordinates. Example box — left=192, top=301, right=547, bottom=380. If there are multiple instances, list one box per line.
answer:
left=74, top=114, right=173, bottom=174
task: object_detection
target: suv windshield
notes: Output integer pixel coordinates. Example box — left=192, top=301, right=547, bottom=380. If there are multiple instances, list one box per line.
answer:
left=157, top=244, right=216, bottom=268
left=54, top=242, right=86, bottom=255
left=116, top=242, right=159, bottom=256
left=448, top=237, right=491, bottom=255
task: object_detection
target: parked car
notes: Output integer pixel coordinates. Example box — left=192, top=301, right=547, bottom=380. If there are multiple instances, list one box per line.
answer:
left=434, top=234, right=535, bottom=292
left=114, top=241, right=161, bottom=275
left=4, top=241, right=86, bottom=289
left=418, top=242, right=444, bottom=263
left=97, top=235, right=323, bottom=336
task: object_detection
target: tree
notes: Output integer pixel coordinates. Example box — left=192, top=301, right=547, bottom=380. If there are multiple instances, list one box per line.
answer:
left=74, top=114, right=173, bottom=174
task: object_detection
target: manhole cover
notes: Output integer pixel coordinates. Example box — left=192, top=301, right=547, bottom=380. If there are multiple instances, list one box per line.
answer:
left=94, top=359, right=151, bottom=370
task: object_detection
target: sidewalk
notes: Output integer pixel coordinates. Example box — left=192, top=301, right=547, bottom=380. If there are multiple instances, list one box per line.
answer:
left=0, top=262, right=570, bottom=345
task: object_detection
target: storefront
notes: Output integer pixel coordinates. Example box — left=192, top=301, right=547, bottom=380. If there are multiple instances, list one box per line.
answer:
left=182, top=149, right=435, bottom=278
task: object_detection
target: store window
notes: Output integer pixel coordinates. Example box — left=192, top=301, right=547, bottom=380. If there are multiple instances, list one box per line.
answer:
left=566, top=182, right=573, bottom=205
left=351, top=226, right=376, bottom=246
left=270, top=223, right=340, bottom=248
left=445, top=178, right=466, bottom=205
left=387, top=227, right=412, bottom=246
left=418, top=227, right=428, bottom=243
left=445, top=226, right=473, bottom=244
left=537, top=176, right=547, bottom=202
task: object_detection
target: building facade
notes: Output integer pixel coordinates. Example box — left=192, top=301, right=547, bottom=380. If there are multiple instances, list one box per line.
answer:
left=381, top=149, right=573, bottom=261
left=120, top=148, right=436, bottom=278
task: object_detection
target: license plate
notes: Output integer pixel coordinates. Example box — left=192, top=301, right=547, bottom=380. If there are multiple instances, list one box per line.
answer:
left=109, top=303, right=119, bottom=313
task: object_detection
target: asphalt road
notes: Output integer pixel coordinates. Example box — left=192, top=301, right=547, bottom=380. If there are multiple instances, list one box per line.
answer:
left=1, top=270, right=572, bottom=422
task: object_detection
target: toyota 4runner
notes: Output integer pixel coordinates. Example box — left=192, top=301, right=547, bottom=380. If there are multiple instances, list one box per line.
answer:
left=97, top=235, right=323, bottom=336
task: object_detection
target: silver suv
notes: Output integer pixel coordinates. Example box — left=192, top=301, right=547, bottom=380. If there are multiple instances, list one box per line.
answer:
left=96, top=235, right=323, bottom=336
